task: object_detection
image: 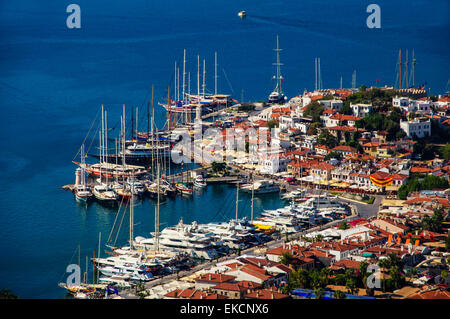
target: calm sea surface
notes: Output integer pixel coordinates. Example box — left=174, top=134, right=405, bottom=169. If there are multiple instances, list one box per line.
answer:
left=0, top=0, right=448, bottom=298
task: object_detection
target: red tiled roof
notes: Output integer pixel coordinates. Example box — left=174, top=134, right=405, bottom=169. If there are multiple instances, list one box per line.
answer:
left=195, top=273, right=236, bottom=283
left=410, top=166, right=432, bottom=173
left=332, top=145, right=357, bottom=153
left=363, top=142, right=380, bottom=147
left=245, top=289, right=290, bottom=299
left=164, top=288, right=227, bottom=299
left=329, top=259, right=361, bottom=271
left=408, top=286, right=450, bottom=299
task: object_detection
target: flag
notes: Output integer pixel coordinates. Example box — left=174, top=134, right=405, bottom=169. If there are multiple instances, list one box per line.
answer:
left=369, top=174, right=393, bottom=187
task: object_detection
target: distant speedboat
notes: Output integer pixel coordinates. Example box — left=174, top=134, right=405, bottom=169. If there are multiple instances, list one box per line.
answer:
left=238, top=11, right=246, bottom=18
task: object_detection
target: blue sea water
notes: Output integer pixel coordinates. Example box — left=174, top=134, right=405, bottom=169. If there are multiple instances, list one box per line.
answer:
left=0, top=0, right=448, bottom=298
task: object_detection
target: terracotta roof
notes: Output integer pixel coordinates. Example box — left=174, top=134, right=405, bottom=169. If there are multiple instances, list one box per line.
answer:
left=329, top=259, right=361, bottom=271
left=212, top=280, right=261, bottom=292
left=332, top=145, right=357, bottom=153
left=326, top=125, right=357, bottom=132
left=164, top=288, right=227, bottom=299
left=363, top=142, right=380, bottom=147
left=408, top=286, right=450, bottom=299
left=195, top=273, right=236, bottom=283
left=212, top=282, right=248, bottom=292
left=329, top=113, right=360, bottom=122
left=245, top=289, right=290, bottom=299
left=410, top=166, right=432, bottom=173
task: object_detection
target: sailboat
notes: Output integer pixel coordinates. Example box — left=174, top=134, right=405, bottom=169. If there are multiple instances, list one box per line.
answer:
left=74, top=105, right=148, bottom=179
left=268, top=35, right=287, bottom=104
left=74, top=144, right=93, bottom=202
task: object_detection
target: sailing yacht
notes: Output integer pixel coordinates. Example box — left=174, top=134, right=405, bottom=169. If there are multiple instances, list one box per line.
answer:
left=268, top=35, right=287, bottom=104
left=74, top=145, right=93, bottom=202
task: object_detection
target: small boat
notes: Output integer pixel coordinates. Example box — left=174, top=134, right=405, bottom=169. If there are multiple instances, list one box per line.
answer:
left=74, top=184, right=93, bottom=202
left=238, top=11, right=246, bottom=18
left=175, top=182, right=193, bottom=196
left=92, top=184, right=118, bottom=203
left=193, top=175, right=207, bottom=188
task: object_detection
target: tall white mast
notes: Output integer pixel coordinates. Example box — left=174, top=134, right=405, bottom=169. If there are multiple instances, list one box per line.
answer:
left=196, top=55, right=201, bottom=121
left=235, top=182, right=239, bottom=221
left=202, top=58, right=206, bottom=98
left=273, top=35, right=283, bottom=95
left=135, top=107, right=138, bottom=139
left=174, top=61, right=177, bottom=102
left=122, top=105, right=126, bottom=167
left=214, top=51, right=218, bottom=95
left=251, top=178, right=254, bottom=222
left=101, top=104, right=104, bottom=165
left=130, top=184, right=134, bottom=249
left=182, top=49, right=186, bottom=104
left=155, top=162, right=160, bottom=252
left=188, top=71, right=191, bottom=123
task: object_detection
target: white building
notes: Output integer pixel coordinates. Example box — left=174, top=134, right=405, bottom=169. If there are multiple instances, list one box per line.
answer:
left=400, top=118, right=431, bottom=138
left=350, top=103, right=373, bottom=118
left=319, top=99, right=343, bottom=110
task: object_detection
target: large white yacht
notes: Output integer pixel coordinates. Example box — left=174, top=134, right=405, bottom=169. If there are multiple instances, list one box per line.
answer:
left=240, top=180, right=280, bottom=194
left=135, top=219, right=219, bottom=260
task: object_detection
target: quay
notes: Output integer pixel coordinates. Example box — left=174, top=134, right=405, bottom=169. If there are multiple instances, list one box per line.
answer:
left=116, top=200, right=366, bottom=299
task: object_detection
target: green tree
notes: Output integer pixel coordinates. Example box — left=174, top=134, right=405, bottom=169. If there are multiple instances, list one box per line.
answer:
left=307, top=122, right=322, bottom=135
left=304, top=101, right=325, bottom=123
left=338, top=221, right=350, bottom=230
left=439, top=144, right=450, bottom=159
left=314, top=287, right=325, bottom=299
left=279, top=252, right=294, bottom=266
left=333, top=290, right=346, bottom=299
left=324, top=151, right=343, bottom=161
left=267, top=120, right=279, bottom=129
left=211, top=161, right=226, bottom=175
left=318, top=130, right=338, bottom=148
left=359, top=261, right=369, bottom=288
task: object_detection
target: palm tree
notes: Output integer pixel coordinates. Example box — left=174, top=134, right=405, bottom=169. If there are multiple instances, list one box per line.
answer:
left=320, top=268, right=331, bottom=287
left=314, top=288, right=325, bottom=299
left=345, top=269, right=359, bottom=295
left=378, top=258, right=391, bottom=292
left=296, top=269, right=310, bottom=289
left=279, top=252, right=294, bottom=266
left=333, top=290, right=346, bottom=299
left=0, top=289, right=18, bottom=299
